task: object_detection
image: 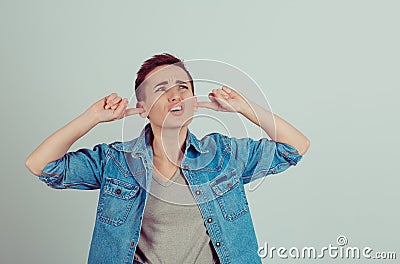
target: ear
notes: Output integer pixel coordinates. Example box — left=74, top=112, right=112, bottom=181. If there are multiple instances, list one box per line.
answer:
left=193, top=96, right=198, bottom=112
left=136, top=101, right=148, bottom=118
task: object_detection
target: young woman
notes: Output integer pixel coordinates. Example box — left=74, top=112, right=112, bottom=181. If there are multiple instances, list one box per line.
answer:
left=26, top=53, right=310, bottom=264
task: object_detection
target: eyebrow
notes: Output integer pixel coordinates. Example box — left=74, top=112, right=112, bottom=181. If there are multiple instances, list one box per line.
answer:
left=153, top=80, right=188, bottom=90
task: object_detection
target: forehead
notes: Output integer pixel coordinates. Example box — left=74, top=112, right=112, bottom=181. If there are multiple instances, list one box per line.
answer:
left=143, top=64, right=191, bottom=88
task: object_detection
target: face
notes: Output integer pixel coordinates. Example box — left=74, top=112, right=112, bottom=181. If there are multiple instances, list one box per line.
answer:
left=136, top=64, right=197, bottom=130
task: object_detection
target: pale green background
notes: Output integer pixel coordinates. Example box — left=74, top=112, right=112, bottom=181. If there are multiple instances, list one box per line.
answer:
left=1, top=0, right=399, bottom=263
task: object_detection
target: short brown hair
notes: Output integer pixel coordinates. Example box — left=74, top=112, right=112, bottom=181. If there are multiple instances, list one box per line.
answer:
left=134, top=53, right=194, bottom=101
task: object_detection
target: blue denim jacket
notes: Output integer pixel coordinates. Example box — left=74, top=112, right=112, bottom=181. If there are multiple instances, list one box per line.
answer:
left=39, top=123, right=302, bottom=264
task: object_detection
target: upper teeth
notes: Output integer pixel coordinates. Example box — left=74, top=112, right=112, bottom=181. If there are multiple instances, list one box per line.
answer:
left=171, top=105, right=182, bottom=111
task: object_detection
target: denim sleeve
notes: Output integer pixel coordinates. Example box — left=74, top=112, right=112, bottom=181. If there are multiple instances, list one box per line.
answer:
left=38, top=143, right=109, bottom=190
left=229, top=137, right=303, bottom=184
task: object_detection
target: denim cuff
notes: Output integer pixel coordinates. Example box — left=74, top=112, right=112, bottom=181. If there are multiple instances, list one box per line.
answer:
left=275, top=141, right=303, bottom=166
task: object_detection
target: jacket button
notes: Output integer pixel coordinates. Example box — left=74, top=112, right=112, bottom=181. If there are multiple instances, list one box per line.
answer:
left=115, top=189, right=121, bottom=195
left=130, top=241, right=135, bottom=247
left=183, top=165, right=189, bottom=170
left=216, top=242, right=221, bottom=247
left=227, top=183, right=232, bottom=188
left=195, top=190, right=201, bottom=195
left=207, top=217, right=213, bottom=223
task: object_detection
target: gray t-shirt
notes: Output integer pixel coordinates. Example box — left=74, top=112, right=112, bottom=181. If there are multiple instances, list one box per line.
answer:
left=134, top=167, right=219, bottom=264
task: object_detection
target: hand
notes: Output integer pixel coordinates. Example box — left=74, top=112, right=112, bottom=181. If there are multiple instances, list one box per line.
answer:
left=86, top=93, right=144, bottom=123
left=195, top=86, right=248, bottom=113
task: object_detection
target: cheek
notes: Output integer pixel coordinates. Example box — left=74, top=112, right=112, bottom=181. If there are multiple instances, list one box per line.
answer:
left=148, top=104, right=159, bottom=116
left=147, top=98, right=164, bottom=116
left=184, top=96, right=196, bottom=110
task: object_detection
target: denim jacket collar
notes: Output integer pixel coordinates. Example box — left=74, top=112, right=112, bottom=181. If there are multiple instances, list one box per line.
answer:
left=111, top=123, right=208, bottom=155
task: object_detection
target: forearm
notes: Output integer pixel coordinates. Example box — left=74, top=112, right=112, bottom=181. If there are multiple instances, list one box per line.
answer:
left=240, top=100, right=310, bottom=155
left=25, top=110, right=99, bottom=176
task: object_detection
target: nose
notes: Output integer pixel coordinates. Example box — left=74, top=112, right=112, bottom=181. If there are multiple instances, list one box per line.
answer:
left=167, top=87, right=181, bottom=103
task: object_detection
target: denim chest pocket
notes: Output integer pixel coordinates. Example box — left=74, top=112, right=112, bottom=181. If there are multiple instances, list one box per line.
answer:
left=210, top=169, right=249, bottom=221
left=97, top=177, right=140, bottom=226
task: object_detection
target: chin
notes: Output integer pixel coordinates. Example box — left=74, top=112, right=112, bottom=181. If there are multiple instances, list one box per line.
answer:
left=154, top=113, right=194, bottom=128
left=150, top=120, right=191, bottom=130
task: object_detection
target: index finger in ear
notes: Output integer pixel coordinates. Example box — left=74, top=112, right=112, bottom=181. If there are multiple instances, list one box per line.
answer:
left=124, top=107, right=145, bottom=117
left=195, top=101, right=218, bottom=110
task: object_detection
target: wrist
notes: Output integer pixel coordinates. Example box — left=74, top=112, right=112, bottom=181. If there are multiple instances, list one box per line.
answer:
left=238, top=105, right=252, bottom=118
left=80, top=110, right=100, bottom=128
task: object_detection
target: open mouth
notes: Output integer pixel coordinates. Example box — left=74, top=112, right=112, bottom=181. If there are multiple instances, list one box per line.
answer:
left=169, top=103, right=185, bottom=115
left=170, top=105, right=182, bottom=112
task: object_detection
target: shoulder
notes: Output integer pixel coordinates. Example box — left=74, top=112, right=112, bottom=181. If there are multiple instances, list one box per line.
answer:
left=196, top=132, right=232, bottom=151
left=201, top=132, right=230, bottom=142
left=106, top=137, right=141, bottom=154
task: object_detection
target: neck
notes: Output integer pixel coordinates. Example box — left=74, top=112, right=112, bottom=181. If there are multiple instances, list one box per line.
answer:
left=150, top=124, right=188, bottom=166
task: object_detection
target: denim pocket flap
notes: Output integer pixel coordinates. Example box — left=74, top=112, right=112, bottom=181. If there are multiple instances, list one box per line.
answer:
left=210, top=169, right=239, bottom=196
left=103, top=178, right=139, bottom=200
